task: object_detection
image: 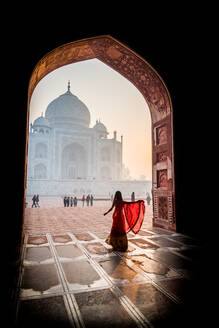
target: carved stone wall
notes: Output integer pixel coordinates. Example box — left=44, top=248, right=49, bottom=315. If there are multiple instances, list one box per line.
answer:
left=88, top=37, right=171, bottom=123
left=26, top=35, right=176, bottom=231
left=152, top=113, right=175, bottom=230
left=28, top=36, right=171, bottom=123
left=153, top=190, right=175, bottom=230
left=28, top=41, right=95, bottom=102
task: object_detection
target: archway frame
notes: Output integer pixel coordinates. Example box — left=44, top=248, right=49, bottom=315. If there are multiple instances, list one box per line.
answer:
left=25, top=35, right=176, bottom=231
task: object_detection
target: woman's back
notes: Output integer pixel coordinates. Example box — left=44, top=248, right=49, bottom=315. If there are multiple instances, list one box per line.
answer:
left=111, top=200, right=126, bottom=236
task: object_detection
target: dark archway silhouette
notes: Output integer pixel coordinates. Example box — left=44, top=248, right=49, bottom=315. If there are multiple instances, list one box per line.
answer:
left=25, top=35, right=175, bottom=234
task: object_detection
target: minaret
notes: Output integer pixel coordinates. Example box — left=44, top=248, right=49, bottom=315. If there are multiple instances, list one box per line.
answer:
left=67, top=80, right=71, bottom=92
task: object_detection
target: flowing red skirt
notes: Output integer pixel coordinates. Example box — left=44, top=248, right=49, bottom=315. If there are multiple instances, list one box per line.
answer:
left=105, top=200, right=145, bottom=251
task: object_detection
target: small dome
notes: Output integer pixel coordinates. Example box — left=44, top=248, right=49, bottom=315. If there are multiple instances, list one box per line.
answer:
left=93, top=120, right=109, bottom=138
left=93, top=120, right=108, bottom=133
left=33, top=115, right=50, bottom=128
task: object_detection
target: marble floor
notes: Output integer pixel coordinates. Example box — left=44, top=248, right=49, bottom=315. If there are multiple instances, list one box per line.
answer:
left=15, top=203, right=205, bottom=327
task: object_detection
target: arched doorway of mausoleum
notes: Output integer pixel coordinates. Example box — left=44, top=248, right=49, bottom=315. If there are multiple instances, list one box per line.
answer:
left=62, top=143, right=87, bottom=179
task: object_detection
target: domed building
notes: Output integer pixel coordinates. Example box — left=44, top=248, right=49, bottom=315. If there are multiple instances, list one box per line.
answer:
left=26, top=82, right=125, bottom=196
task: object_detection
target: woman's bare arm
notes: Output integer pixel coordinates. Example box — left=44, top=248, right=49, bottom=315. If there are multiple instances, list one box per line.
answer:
left=103, top=200, right=115, bottom=216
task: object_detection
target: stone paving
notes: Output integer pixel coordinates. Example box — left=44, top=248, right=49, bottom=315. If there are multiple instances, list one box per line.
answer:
left=16, top=200, right=203, bottom=327
left=24, top=199, right=153, bottom=234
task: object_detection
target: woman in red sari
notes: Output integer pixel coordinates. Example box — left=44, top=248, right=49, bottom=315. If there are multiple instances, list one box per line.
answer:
left=104, top=191, right=145, bottom=251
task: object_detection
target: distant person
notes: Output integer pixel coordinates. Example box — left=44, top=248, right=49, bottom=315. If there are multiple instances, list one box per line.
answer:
left=86, top=194, right=90, bottom=206
left=66, top=197, right=70, bottom=207
left=73, top=196, right=78, bottom=207
left=36, top=194, right=40, bottom=207
left=70, top=197, right=73, bottom=207
left=131, top=192, right=135, bottom=202
left=82, top=195, right=85, bottom=207
left=31, top=195, right=37, bottom=208
left=90, top=194, right=94, bottom=206
left=146, top=193, right=151, bottom=205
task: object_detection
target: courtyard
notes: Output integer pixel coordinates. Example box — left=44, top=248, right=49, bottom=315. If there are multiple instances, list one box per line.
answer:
left=16, top=198, right=204, bottom=327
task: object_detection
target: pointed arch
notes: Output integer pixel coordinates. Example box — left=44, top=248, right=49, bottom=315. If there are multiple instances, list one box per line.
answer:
left=61, top=143, right=87, bottom=179
left=34, top=163, right=47, bottom=179
left=26, top=35, right=176, bottom=231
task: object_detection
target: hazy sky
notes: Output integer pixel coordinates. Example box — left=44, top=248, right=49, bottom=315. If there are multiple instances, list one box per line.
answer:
left=29, top=58, right=152, bottom=180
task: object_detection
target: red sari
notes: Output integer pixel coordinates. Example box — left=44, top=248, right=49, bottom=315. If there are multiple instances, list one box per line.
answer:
left=105, top=200, right=145, bottom=251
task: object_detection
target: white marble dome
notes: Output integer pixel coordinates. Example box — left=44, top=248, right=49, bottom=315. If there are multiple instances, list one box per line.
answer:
left=45, top=82, right=90, bottom=127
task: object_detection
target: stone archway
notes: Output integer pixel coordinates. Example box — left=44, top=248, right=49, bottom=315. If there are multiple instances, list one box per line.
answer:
left=26, top=35, right=176, bottom=231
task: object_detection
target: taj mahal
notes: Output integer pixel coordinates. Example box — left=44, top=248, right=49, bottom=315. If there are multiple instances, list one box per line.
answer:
left=26, top=82, right=151, bottom=198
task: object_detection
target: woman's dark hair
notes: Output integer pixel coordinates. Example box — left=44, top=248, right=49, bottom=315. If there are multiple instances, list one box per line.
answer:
left=114, top=191, right=123, bottom=202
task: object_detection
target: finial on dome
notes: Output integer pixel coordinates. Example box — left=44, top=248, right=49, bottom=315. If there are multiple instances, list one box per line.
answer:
left=68, top=80, right=70, bottom=92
